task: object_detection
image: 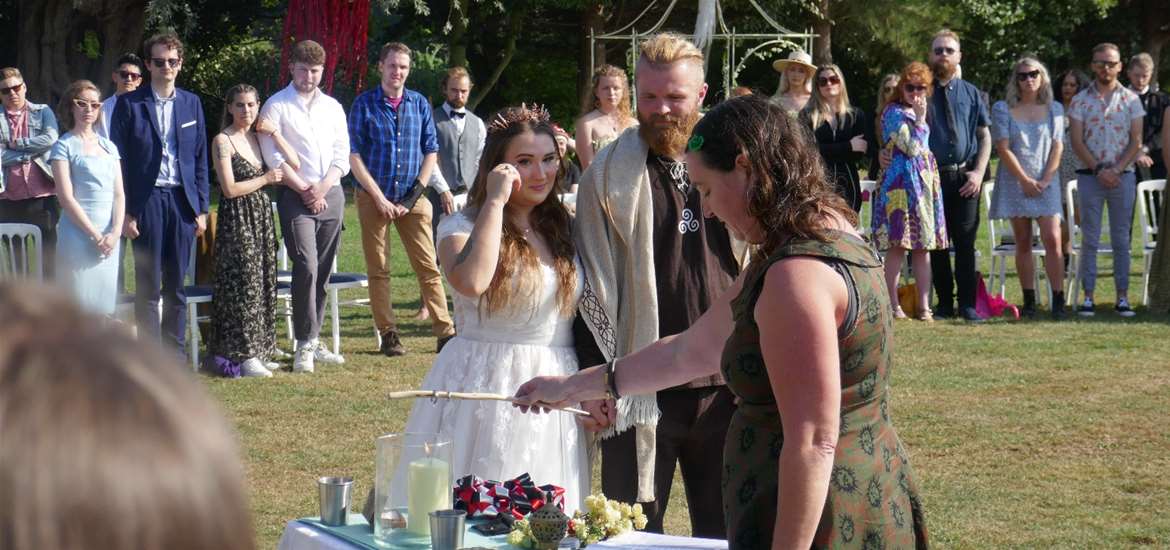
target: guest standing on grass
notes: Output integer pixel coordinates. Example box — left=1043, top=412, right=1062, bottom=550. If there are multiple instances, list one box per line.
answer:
left=924, top=30, right=992, bottom=322
left=987, top=57, right=1067, bottom=319
left=1068, top=42, right=1145, bottom=318
left=111, top=32, right=209, bottom=352
left=349, top=42, right=456, bottom=358
left=770, top=51, right=815, bottom=116
left=799, top=64, right=869, bottom=212
left=95, top=53, right=144, bottom=140
left=209, top=84, right=300, bottom=378
left=872, top=62, right=947, bottom=322
left=516, top=95, right=929, bottom=550
left=50, top=80, right=124, bottom=316
left=0, top=67, right=59, bottom=276
left=258, top=39, right=349, bottom=373
left=575, top=64, right=636, bottom=169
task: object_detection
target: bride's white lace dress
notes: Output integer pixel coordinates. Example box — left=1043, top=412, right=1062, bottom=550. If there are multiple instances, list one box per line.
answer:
left=394, top=211, right=588, bottom=512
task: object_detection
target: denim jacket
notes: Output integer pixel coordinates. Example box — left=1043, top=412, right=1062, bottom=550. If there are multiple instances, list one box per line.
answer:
left=0, top=102, right=59, bottom=193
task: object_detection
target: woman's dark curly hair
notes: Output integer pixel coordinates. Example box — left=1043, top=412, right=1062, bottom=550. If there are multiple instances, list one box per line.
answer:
left=689, top=94, right=856, bottom=261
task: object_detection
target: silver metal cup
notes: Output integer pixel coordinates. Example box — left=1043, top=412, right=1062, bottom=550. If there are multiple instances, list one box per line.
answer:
left=428, top=509, right=466, bottom=550
left=318, top=476, right=354, bottom=526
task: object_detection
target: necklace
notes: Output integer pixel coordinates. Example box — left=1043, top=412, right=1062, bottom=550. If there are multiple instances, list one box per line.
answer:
left=656, top=155, right=691, bottom=195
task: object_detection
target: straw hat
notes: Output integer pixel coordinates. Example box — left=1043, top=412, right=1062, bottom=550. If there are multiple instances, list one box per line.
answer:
left=772, top=50, right=816, bottom=74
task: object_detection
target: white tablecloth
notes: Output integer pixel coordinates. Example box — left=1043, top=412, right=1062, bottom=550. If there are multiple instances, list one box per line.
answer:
left=592, top=532, right=728, bottom=550
left=277, top=515, right=369, bottom=550
left=277, top=517, right=729, bottom=550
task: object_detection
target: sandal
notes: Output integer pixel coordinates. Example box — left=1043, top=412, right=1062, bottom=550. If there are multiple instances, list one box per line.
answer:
left=893, top=306, right=909, bottom=320
left=915, top=308, right=934, bottom=322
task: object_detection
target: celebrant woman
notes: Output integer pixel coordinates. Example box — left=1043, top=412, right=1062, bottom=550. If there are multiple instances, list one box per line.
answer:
left=394, top=105, right=587, bottom=511
left=514, top=95, right=929, bottom=549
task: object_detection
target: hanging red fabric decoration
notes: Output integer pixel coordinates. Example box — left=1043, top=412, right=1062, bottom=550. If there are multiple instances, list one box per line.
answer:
left=278, top=0, right=371, bottom=94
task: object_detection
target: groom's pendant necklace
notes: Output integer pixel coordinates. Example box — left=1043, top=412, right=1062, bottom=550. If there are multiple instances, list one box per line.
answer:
left=657, top=156, right=691, bottom=195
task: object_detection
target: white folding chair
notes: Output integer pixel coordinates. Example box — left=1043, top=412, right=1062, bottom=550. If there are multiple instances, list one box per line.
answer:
left=1064, top=178, right=1118, bottom=305
left=325, top=256, right=369, bottom=356
left=183, top=239, right=214, bottom=371
left=1137, top=179, right=1165, bottom=305
left=0, top=223, right=43, bottom=281
left=984, top=182, right=1047, bottom=300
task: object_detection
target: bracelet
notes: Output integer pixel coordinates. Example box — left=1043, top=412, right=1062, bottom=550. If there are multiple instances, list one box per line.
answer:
left=605, top=358, right=622, bottom=400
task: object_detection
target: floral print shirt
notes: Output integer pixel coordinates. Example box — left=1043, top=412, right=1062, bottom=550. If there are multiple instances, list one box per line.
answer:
left=1068, top=84, right=1144, bottom=171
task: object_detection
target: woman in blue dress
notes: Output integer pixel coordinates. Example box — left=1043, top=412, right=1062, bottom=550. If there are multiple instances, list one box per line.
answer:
left=49, top=80, right=124, bottom=316
left=988, top=57, right=1066, bottom=319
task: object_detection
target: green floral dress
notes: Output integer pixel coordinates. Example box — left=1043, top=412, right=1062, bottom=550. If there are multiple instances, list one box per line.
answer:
left=720, top=232, right=928, bottom=549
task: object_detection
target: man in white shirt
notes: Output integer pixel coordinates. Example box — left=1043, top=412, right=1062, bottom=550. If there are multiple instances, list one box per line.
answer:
left=427, top=66, right=485, bottom=236
left=96, top=53, right=144, bottom=140
left=259, top=40, right=350, bottom=373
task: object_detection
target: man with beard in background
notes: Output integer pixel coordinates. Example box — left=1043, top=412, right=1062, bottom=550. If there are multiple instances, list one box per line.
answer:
left=924, top=29, right=991, bottom=322
left=571, top=32, right=741, bottom=538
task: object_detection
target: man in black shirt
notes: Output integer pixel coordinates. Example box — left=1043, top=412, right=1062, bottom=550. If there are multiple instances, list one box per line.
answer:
left=572, top=33, right=740, bottom=538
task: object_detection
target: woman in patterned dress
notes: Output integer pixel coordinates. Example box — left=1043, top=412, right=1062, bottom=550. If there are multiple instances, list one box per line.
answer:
left=208, top=84, right=299, bottom=378
left=515, top=94, right=928, bottom=549
left=871, top=62, right=948, bottom=321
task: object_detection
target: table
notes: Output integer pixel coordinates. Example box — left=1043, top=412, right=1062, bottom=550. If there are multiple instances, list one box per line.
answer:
left=277, top=515, right=728, bottom=550
left=277, top=514, right=509, bottom=550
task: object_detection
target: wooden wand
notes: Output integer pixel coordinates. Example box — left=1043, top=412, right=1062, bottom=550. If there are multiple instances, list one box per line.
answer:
left=387, top=390, right=590, bottom=417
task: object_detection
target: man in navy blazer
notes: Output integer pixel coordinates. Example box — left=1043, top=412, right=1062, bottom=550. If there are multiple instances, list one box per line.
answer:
left=111, top=32, right=209, bottom=353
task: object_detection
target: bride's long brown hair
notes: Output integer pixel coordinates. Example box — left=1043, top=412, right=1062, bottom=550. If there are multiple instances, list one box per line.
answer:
left=464, top=105, right=577, bottom=318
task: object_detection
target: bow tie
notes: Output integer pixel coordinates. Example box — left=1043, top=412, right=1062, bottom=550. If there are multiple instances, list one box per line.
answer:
left=450, top=110, right=466, bottom=119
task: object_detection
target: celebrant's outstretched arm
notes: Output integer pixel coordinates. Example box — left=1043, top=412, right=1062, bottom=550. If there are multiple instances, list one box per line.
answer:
left=437, top=163, right=521, bottom=296
left=513, top=269, right=744, bottom=411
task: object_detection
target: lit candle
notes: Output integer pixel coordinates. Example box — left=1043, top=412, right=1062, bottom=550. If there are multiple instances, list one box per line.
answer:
left=406, top=456, right=450, bottom=536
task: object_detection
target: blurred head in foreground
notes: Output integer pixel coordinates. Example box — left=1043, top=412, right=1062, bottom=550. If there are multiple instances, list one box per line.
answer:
left=0, top=283, right=254, bottom=550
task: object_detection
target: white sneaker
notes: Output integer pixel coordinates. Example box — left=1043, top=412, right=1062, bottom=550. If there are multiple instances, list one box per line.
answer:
left=240, top=358, right=273, bottom=378
left=313, top=344, right=346, bottom=365
left=271, top=348, right=292, bottom=360
left=293, top=343, right=315, bottom=373
left=264, top=361, right=281, bottom=372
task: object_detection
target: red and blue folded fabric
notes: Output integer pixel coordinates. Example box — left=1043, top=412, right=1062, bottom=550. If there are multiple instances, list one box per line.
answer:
left=453, top=473, right=564, bottom=520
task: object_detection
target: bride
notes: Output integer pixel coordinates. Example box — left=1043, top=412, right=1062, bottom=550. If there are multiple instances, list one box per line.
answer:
left=394, top=105, right=588, bottom=511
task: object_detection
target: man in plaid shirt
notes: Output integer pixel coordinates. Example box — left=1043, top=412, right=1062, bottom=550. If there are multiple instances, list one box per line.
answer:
left=349, top=42, right=455, bottom=357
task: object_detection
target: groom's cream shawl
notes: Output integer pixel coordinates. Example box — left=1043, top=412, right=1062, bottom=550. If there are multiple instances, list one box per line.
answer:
left=574, top=126, right=665, bottom=503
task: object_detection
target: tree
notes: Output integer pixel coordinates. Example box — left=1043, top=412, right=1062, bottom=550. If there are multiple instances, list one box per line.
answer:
left=15, top=0, right=149, bottom=103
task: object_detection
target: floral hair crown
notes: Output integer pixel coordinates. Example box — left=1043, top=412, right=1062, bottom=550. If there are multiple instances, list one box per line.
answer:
left=487, top=103, right=552, bottom=135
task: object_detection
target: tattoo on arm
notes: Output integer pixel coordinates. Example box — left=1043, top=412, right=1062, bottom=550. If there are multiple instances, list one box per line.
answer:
left=214, top=140, right=231, bottom=160
left=453, top=237, right=475, bottom=267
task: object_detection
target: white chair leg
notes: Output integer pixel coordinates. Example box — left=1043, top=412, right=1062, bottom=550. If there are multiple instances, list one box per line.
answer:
left=1143, top=255, right=1152, bottom=305
left=999, top=259, right=1008, bottom=296
left=331, top=289, right=341, bottom=355
left=188, top=303, right=199, bottom=372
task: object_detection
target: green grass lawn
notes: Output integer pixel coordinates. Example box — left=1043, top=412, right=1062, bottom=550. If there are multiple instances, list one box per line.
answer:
left=197, top=188, right=1170, bottom=549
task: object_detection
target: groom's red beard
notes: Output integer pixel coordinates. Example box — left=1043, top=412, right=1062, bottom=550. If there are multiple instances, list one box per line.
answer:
left=638, top=109, right=701, bottom=157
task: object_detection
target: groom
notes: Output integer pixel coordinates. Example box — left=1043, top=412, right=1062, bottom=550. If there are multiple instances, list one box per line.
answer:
left=573, top=33, right=741, bottom=538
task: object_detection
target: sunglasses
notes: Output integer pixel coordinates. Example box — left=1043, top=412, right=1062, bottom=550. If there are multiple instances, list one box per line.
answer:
left=817, top=75, right=841, bottom=87
left=150, top=57, right=181, bottom=69
left=0, top=82, right=24, bottom=96
left=933, top=46, right=957, bottom=56
left=1092, top=60, right=1120, bottom=69
left=118, top=70, right=142, bottom=81
left=1016, top=70, right=1041, bottom=82
left=904, top=84, right=928, bottom=93
left=72, top=98, right=102, bottom=111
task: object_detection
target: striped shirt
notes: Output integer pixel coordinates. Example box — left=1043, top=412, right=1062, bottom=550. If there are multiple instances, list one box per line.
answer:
left=348, top=86, right=438, bottom=203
